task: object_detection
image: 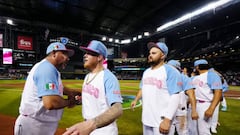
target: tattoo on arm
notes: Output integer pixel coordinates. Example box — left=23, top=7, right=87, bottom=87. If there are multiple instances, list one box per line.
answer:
left=94, top=102, right=123, bottom=128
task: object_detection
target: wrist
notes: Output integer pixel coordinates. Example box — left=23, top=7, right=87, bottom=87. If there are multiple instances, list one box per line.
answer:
left=90, top=118, right=97, bottom=130
left=66, top=99, right=70, bottom=107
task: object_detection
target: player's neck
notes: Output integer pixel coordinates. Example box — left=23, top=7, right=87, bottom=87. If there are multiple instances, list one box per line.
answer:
left=151, top=61, right=165, bottom=70
left=199, top=69, right=208, bottom=74
left=90, top=65, right=104, bottom=73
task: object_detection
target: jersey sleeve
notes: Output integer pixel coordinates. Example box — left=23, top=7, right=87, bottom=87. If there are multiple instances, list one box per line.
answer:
left=33, top=62, right=61, bottom=98
left=165, top=65, right=182, bottom=95
left=104, top=69, right=123, bottom=106
left=181, top=73, right=195, bottom=91
left=222, top=79, right=229, bottom=92
left=207, top=71, right=223, bottom=90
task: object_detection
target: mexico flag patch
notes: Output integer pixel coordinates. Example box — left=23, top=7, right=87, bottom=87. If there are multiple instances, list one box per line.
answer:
left=46, top=83, right=55, bottom=90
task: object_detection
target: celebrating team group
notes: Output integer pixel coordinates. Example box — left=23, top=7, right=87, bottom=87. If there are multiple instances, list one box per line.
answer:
left=131, top=41, right=228, bottom=135
left=14, top=40, right=228, bottom=135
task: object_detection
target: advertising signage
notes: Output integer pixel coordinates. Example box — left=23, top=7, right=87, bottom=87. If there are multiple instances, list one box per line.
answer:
left=17, top=36, right=33, bottom=50
left=3, top=48, right=13, bottom=64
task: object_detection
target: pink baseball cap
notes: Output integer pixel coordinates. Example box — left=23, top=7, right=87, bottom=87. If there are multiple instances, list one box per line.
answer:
left=147, top=42, right=168, bottom=56
left=80, top=40, right=108, bottom=58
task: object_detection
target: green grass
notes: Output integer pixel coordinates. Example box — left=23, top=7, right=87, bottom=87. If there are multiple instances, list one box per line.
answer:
left=229, top=85, right=240, bottom=91
left=0, top=80, right=240, bottom=135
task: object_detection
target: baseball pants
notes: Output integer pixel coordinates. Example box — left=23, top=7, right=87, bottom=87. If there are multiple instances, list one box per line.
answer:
left=196, top=101, right=212, bottom=135
left=14, top=115, right=58, bottom=135
left=169, top=115, right=188, bottom=135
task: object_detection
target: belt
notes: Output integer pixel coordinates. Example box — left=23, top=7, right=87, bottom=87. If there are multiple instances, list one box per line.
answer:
left=197, top=100, right=210, bottom=103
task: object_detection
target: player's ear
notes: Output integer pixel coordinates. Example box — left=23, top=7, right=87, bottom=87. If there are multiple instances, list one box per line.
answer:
left=50, top=51, right=56, bottom=58
left=161, top=54, right=166, bottom=59
left=98, top=55, right=103, bottom=62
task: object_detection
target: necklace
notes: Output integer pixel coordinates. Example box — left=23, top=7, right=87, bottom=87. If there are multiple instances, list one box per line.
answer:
left=86, top=69, right=103, bottom=84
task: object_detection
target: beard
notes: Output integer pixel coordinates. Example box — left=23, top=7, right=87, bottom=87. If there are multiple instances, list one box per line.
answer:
left=194, top=69, right=200, bottom=75
left=148, top=57, right=162, bottom=67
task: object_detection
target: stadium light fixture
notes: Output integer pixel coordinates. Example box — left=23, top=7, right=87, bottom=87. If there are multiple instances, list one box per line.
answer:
left=109, top=38, right=113, bottom=42
left=138, top=35, right=142, bottom=39
left=115, top=39, right=119, bottom=43
left=102, top=36, right=107, bottom=41
left=144, top=32, right=150, bottom=36
left=6, top=19, right=14, bottom=25
left=121, top=39, right=131, bottom=44
left=157, top=0, right=232, bottom=32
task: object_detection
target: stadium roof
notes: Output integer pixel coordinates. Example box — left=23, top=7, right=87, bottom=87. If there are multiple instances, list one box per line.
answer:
left=0, top=0, right=239, bottom=43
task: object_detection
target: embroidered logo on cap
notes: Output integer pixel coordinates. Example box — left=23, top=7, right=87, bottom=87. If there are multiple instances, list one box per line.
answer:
left=53, top=45, right=59, bottom=50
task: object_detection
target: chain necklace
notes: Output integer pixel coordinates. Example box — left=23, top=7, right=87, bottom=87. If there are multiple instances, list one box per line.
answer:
left=85, top=69, right=103, bottom=84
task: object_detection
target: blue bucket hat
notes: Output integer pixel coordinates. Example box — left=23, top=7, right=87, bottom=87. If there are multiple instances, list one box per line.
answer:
left=147, top=42, right=168, bottom=56
left=167, top=60, right=181, bottom=70
left=46, top=42, right=74, bottom=57
left=80, top=40, right=108, bottom=58
left=194, top=59, right=208, bottom=67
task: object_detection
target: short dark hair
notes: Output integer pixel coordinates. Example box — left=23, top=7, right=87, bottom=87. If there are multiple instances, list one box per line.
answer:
left=198, top=64, right=211, bottom=70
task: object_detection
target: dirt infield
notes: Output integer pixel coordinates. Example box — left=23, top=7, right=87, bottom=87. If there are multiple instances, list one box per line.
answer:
left=0, top=90, right=239, bottom=135
left=0, top=114, right=66, bottom=135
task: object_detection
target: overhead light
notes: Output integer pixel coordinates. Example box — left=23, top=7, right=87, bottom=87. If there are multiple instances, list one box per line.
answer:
left=157, top=0, right=232, bottom=32
left=6, top=19, right=14, bottom=25
left=133, top=37, right=137, bottom=41
left=102, top=37, right=107, bottom=41
left=121, top=39, right=131, bottom=44
left=109, top=38, right=113, bottom=42
left=115, top=39, right=119, bottom=43
left=144, top=32, right=150, bottom=36
left=138, top=35, right=142, bottom=39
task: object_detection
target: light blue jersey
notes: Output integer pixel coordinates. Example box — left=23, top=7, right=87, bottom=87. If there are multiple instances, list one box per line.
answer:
left=82, top=69, right=122, bottom=135
left=140, top=64, right=182, bottom=127
left=19, top=59, right=64, bottom=122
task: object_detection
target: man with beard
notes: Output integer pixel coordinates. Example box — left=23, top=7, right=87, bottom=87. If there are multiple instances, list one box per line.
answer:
left=14, top=42, right=81, bottom=135
left=131, top=42, right=182, bottom=135
left=63, top=40, right=123, bottom=135
left=191, top=59, right=222, bottom=135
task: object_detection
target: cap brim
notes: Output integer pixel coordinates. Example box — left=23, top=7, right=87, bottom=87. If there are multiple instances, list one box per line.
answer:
left=63, top=49, right=74, bottom=57
left=147, top=42, right=158, bottom=50
left=79, top=46, right=99, bottom=55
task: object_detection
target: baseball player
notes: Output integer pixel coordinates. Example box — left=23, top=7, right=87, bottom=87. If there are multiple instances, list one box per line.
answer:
left=167, top=60, right=198, bottom=135
left=191, top=59, right=222, bottom=135
left=14, top=42, right=81, bottom=135
left=63, top=40, right=123, bottom=135
left=131, top=42, right=182, bottom=135
left=209, top=68, right=229, bottom=133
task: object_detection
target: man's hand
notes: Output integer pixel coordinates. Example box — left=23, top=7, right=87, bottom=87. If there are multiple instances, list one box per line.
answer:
left=63, top=119, right=96, bottom=135
left=130, top=100, right=137, bottom=111
left=204, top=107, right=214, bottom=121
left=191, top=110, right=199, bottom=120
left=159, top=117, right=171, bottom=134
left=67, top=90, right=82, bottom=107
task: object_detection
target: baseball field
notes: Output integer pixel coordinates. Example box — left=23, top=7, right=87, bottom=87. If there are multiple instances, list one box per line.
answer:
left=0, top=79, right=240, bottom=135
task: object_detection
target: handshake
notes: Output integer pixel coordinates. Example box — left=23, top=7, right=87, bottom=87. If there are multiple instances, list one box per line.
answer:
left=67, top=90, right=82, bottom=108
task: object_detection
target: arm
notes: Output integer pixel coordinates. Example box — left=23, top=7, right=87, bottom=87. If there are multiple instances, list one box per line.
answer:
left=131, top=89, right=142, bottom=110
left=63, top=102, right=123, bottom=135
left=63, top=86, right=81, bottom=96
left=93, top=102, right=123, bottom=128
left=63, top=86, right=82, bottom=106
left=205, top=89, right=222, bottom=118
left=159, top=93, right=180, bottom=134
left=42, top=95, right=70, bottom=110
left=185, top=89, right=199, bottom=120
